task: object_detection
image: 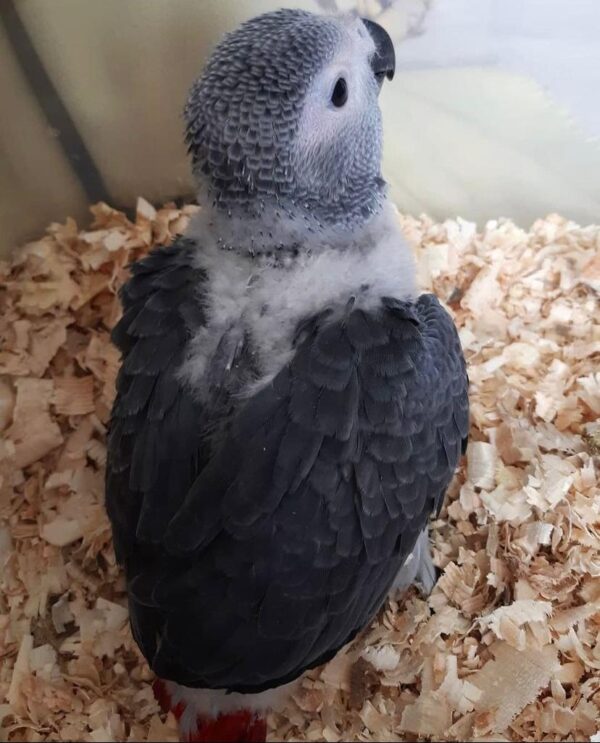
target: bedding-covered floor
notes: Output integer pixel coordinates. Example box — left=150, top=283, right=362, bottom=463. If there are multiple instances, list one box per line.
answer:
left=0, top=200, right=598, bottom=741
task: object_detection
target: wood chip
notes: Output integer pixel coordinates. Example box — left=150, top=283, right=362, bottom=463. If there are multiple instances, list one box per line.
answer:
left=348, top=657, right=380, bottom=711
left=52, top=376, right=96, bottom=416
left=469, top=642, right=560, bottom=733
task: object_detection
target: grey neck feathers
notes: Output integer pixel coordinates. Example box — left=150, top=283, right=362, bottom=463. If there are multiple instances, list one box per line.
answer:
left=194, top=178, right=388, bottom=260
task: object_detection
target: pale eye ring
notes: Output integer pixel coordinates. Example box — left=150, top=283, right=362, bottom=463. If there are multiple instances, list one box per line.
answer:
left=331, top=77, right=348, bottom=108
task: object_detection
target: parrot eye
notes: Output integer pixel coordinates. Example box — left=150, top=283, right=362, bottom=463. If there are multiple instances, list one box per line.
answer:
left=331, top=77, right=348, bottom=108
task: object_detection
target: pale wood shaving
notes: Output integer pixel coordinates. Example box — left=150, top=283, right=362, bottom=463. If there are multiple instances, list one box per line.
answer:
left=0, top=203, right=598, bottom=741
left=478, top=600, right=553, bottom=650
left=51, top=376, right=96, bottom=416
left=469, top=643, right=560, bottom=734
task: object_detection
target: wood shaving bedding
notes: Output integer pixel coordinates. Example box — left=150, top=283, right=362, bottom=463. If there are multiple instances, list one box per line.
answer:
left=0, top=200, right=598, bottom=742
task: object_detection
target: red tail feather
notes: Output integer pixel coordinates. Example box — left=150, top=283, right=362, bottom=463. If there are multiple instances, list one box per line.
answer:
left=152, top=678, right=267, bottom=742
left=185, top=711, right=267, bottom=742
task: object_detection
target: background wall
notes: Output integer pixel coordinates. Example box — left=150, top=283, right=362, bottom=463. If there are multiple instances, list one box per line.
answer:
left=1, top=0, right=599, bottom=257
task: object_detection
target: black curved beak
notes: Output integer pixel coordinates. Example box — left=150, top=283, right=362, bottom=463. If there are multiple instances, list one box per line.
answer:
left=362, top=18, right=395, bottom=90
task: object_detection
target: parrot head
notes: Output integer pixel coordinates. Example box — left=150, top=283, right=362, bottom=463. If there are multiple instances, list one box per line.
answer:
left=184, top=9, right=395, bottom=231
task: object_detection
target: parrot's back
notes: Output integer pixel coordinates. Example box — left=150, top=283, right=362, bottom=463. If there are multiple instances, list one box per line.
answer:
left=105, top=223, right=469, bottom=699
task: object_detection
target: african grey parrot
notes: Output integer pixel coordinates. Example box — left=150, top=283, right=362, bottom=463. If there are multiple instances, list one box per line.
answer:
left=105, top=9, right=469, bottom=742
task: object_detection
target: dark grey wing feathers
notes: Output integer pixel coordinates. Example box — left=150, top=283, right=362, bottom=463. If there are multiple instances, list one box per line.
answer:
left=106, top=249, right=468, bottom=694
left=121, top=293, right=468, bottom=693
left=106, top=238, right=208, bottom=562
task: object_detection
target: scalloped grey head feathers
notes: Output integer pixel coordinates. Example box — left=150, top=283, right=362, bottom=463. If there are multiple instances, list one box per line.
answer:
left=184, top=9, right=391, bottom=228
